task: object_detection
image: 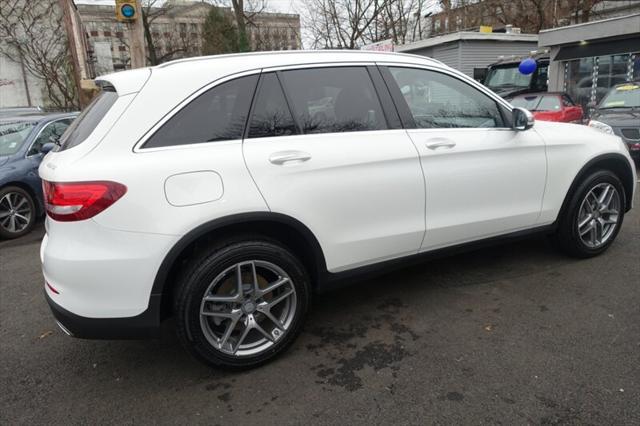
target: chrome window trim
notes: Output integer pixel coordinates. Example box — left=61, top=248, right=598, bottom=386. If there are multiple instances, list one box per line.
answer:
left=25, top=117, right=74, bottom=158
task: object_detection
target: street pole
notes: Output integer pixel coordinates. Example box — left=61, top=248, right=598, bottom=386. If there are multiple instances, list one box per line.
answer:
left=58, top=0, right=84, bottom=108
left=128, top=0, right=146, bottom=69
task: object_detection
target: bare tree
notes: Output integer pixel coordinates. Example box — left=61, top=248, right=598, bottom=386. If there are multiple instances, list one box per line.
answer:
left=0, top=0, right=77, bottom=109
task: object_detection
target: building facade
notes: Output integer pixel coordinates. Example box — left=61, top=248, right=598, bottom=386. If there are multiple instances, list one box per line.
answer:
left=77, top=2, right=301, bottom=75
left=396, top=32, right=539, bottom=79
left=539, top=13, right=640, bottom=113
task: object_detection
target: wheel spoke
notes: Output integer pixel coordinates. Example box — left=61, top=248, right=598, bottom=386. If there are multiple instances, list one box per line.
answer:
left=236, top=263, right=244, bottom=298
left=267, top=288, right=295, bottom=308
left=203, top=294, right=240, bottom=303
left=258, top=277, right=289, bottom=297
left=0, top=211, right=10, bottom=219
left=219, top=316, right=240, bottom=349
left=260, top=308, right=284, bottom=331
left=579, top=220, right=595, bottom=236
left=578, top=214, right=592, bottom=229
left=250, top=261, right=260, bottom=296
left=13, top=213, right=29, bottom=224
left=253, top=321, right=275, bottom=342
left=598, top=185, right=610, bottom=205
left=233, top=320, right=252, bottom=354
left=200, top=309, right=237, bottom=319
left=14, top=196, right=27, bottom=210
left=2, top=194, right=13, bottom=210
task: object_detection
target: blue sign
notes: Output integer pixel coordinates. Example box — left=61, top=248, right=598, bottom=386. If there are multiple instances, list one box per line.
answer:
left=121, top=4, right=135, bottom=18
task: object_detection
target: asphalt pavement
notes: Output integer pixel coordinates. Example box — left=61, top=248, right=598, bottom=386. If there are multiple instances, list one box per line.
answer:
left=1, top=192, right=639, bottom=425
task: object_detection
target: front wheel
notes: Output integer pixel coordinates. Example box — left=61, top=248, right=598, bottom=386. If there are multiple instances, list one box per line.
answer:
left=0, top=186, right=36, bottom=240
left=173, top=238, right=310, bottom=369
left=554, top=170, right=625, bottom=258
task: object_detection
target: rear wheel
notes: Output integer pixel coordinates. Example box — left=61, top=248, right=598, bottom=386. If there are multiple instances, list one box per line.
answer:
left=173, top=238, right=310, bottom=369
left=0, top=186, right=36, bottom=240
left=554, top=170, right=625, bottom=257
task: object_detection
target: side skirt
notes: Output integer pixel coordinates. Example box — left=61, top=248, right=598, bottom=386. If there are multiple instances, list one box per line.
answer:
left=317, top=223, right=556, bottom=293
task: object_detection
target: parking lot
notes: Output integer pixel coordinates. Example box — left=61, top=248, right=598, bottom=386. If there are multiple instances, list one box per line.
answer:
left=1, top=192, right=639, bottom=424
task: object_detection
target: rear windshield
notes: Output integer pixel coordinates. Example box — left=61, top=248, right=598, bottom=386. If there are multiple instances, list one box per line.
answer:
left=57, top=88, right=118, bottom=151
left=511, top=95, right=561, bottom=111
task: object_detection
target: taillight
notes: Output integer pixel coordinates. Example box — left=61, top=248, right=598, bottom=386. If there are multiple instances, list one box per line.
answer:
left=42, top=180, right=127, bottom=222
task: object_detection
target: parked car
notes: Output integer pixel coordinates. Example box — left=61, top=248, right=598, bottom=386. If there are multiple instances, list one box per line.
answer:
left=483, top=56, right=549, bottom=100
left=588, top=81, right=640, bottom=161
left=510, top=92, right=584, bottom=123
left=40, top=51, right=636, bottom=369
left=0, top=112, right=77, bottom=239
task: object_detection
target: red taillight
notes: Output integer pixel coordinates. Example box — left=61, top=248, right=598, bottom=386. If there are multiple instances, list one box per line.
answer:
left=42, top=180, right=127, bottom=222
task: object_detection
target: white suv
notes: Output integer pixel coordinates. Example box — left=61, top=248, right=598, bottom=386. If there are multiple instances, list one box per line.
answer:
left=40, top=51, right=636, bottom=368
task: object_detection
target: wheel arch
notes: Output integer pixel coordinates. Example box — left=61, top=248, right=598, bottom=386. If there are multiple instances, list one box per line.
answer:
left=152, top=212, right=328, bottom=319
left=558, top=153, right=635, bottom=221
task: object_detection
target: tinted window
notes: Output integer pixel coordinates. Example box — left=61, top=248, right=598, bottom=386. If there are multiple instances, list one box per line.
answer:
left=59, top=89, right=117, bottom=151
left=389, top=67, right=504, bottom=128
left=248, top=73, right=297, bottom=138
left=30, top=119, right=72, bottom=155
left=280, top=67, right=387, bottom=134
left=145, top=74, right=258, bottom=148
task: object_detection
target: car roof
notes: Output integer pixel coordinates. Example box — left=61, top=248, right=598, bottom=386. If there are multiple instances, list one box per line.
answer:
left=98, top=50, right=447, bottom=96
left=0, top=111, right=78, bottom=124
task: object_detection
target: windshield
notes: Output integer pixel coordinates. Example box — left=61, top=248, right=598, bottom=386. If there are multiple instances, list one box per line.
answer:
left=511, top=95, right=561, bottom=111
left=599, top=83, right=640, bottom=109
left=0, top=120, right=37, bottom=156
left=485, top=65, right=532, bottom=89
left=58, top=88, right=118, bottom=151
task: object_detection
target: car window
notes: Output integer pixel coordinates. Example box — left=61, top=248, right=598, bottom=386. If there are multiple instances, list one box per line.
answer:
left=388, top=67, right=504, bottom=128
left=29, top=119, right=72, bottom=156
left=0, top=120, right=37, bottom=156
left=279, top=67, right=387, bottom=134
left=248, top=73, right=297, bottom=138
left=538, top=95, right=562, bottom=111
left=511, top=95, right=540, bottom=110
left=59, top=89, right=117, bottom=151
left=144, top=74, right=258, bottom=148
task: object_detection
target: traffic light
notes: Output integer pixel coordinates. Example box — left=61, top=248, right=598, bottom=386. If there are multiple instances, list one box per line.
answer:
left=115, top=0, right=138, bottom=22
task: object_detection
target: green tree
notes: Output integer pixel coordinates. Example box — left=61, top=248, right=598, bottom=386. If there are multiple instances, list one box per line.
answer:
left=202, top=7, right=241, bottom=55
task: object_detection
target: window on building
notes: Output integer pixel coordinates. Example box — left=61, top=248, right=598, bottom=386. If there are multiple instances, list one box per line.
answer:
left=388, top=67, right=504, bottom=128
left=280, top=67, right=387, bottom=134
left=144, top=74, right=258, bottom=148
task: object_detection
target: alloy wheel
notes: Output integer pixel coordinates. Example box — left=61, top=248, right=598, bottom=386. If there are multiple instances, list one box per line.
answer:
left=577, top=183, right=620, bottom=248
left=199, top=260, right=297, bottom=357
left=0, top=191, right=32, bottom=235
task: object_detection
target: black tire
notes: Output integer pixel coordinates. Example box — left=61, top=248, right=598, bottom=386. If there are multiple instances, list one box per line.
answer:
left=553, top=170, right=626, bottom=258
left=0, top=186, right=36, bottom=240
left=173, top=237, right=310, bottom=369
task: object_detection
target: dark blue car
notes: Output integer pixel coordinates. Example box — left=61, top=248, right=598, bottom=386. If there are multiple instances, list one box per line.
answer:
left=0, top=112, right=77, bottom=239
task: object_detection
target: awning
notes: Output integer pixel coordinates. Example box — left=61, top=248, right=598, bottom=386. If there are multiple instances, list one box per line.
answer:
left=554, top=37, right=640, bottom=61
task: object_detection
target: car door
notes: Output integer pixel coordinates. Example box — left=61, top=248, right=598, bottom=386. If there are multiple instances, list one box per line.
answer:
left=242, top=66, right=425, bottom=272
left=380, top=65, right=547, bottom=251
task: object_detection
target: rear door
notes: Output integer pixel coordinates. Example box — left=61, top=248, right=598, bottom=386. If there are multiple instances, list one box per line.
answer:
left=381, top=65, right=547, bottom=251
left=242, top=66, right=425, bottom=272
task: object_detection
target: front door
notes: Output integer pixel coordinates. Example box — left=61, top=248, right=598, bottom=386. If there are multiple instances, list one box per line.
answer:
left=382, top=66, right=547, bottom=251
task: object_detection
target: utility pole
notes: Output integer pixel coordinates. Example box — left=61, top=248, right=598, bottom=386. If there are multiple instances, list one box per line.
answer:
left=58, top=0, right=84, bottom=108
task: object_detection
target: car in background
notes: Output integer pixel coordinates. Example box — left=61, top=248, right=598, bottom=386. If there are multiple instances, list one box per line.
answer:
left=510, top=92, right=584, bottom=123
left=483, top=56, right=549, bottom=100
left=0, top=112, right=77, bottom=239
left=588, top=81, right=640, bottom=161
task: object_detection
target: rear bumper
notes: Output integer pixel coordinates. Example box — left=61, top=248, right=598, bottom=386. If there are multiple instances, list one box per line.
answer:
left=45, top=290, right=161, bottom=339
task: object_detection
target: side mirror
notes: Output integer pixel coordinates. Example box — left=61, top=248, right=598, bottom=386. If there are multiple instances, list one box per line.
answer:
left=512, top=107, right=535, bottom=131
left=40, top=142, right=56, bottom=154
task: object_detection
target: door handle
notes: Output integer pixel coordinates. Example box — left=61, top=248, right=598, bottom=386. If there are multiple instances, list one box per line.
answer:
left=268, top=151, right=312, bottom=165
left=425, top=140, right=456, bottom=150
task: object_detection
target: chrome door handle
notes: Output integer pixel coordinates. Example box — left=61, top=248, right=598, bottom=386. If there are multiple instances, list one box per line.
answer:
left=425, top=140, right=456, bottom=150
left=268, top=151, right=312, bottom=165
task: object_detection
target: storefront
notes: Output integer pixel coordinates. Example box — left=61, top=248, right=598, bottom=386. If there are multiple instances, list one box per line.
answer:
left=539, top=14, right=640, bottom=114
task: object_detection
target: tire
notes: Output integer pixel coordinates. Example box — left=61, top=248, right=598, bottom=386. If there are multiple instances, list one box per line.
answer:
left=553, top=170, right=626, bottom=258
left=173, top=237, right=310, bottom=369
left=0, top=186, right=36, bottom=240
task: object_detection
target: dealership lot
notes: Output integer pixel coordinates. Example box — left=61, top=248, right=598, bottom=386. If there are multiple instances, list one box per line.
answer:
left=1, top=192, right=639, bottom=424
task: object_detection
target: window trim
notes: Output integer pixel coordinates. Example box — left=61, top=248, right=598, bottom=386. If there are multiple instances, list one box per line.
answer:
left=377, top=62, right=514, bottom=131
left=25, top=117, right=74, bottom=158
left=134, top=68, right=262, bottom=153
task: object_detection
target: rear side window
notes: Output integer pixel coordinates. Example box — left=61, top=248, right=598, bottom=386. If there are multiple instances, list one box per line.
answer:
left=144, top=74, right=258, bottom=148
left=248, top=73, right=297, bottom=138
left=58, top=89, right=118, bottom=151
left=279, top=67, right=387, bottom=134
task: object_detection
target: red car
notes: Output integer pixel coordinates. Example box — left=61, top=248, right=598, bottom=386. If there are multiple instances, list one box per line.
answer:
left=510, top=92, right=584, bottom=123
